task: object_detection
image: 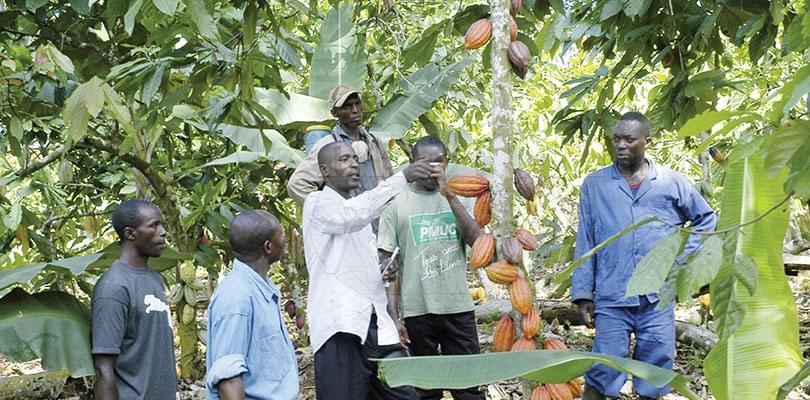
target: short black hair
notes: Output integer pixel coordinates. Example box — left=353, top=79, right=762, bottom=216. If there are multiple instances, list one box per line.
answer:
left=412, top=136, right=448, bottom=159
left=617, top=111, right=651, bottom=136
left=111, top=200, right=155, bottom=240
left=317, top=141, right=352, bottom=167
left=228, top=210, right=280, bottom=260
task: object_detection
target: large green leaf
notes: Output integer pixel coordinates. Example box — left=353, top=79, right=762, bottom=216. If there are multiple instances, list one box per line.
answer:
left=678, top=110, right=755, bottom=138
left=675, top=235, right=723, bottom=301
left=376, top=351, right=698, bottom=400
left=369, top=57, right=474, bottom=140
left=777, top=361, right=810, bottom=400
left=704, top=155, right=802, bottom=399
left=308, top=3, right=366, bottom=100
left=402, top=22, right=444, bottom=69
left=768, top=64, right=810, bottom=123
left=216, top=124, right=304, bottom=167
left=0, top=288, right=93, bottom=377
left=625, top=231, right=687, bottom=297
left=0, top=253, right=104, bottom=291
left=253, top=88, right=333, bottom=129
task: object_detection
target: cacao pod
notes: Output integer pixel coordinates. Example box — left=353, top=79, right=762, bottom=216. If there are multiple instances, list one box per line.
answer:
left=509, top=277, right=532, bottom=314
left=543, top=337, right=568, bottom=351
left=180, top=261, right=196, bottom=284
left=567, top=378, right=584, bottom=397
left=183, top=285, right=197, bottom=307
left=485, top=261, right=520, bottom=285
left=531, top=385, right=552, bottom=400
left=168, top=284, right=183, bottom=304
left=546, top=383, right=573, bottom=400
left=492, top=313, right=516, bottom=352
left=464, top=19, right=492, bottom=49
left=448, top=174, right=490, bottom=197
left=474, top=191, right=492, bottom=226
left=516, top=228, right=539, bottom=251
left=285, top=299, right=296, bottom=318
left=296, top=313, right=306, bottom=330
left=510, top=16, right=518, bottom=41
left=521, top=306, right=541, bottom=338
left=709, top=146, right=725, bottom=164
left=511, top=0, right=522, bottom=16
left=514, top=168, right=536, bottom=201
left=499, top=236, right=523, bottom=265
left=470, top=234, right=495, bottom=269
left=507, top=40, right=530, bottom=79
left=181, top=304, right=195, bottom=325
left=510, top=337, right=536, bottom=352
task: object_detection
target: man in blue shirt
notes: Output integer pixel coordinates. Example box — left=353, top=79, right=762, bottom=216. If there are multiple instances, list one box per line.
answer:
left=572, top=112, right=716, bottom=400
left=206, top=210, right=298, bottom=400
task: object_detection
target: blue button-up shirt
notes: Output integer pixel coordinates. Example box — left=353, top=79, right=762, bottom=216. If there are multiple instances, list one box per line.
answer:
left=205, top=259, right=298, bottom=399
left=572, top=158, right=716, bottom=308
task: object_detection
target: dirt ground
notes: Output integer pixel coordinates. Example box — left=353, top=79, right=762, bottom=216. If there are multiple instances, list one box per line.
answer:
left=3, top=272, right=810, bottom=399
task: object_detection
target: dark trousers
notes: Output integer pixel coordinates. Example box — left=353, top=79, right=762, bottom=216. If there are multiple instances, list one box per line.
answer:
left=314, top=314, right=419, bottom=400
left=403, top=311, right=485, bottom=400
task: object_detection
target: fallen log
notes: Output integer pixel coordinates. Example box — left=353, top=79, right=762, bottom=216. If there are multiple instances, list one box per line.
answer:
left=0, top=369, right=68, bottom=400
left=475, top=300, right=718, bottom=351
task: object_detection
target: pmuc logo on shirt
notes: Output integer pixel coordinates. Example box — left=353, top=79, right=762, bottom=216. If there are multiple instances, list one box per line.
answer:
left=409, top=212, right=458, bottom=246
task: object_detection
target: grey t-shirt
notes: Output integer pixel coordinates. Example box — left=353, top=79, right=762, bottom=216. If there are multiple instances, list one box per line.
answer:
left=91, top=261, right=178, bottom=400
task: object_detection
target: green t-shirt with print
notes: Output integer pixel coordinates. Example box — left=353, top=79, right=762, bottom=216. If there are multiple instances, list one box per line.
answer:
left=377, top=187, right=475, bottom=318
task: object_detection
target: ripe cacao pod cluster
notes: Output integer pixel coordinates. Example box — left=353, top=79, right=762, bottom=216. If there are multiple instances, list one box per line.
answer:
left=462, top=2, right=531, bottom=79
left=540, top=338, right=583, bottom=398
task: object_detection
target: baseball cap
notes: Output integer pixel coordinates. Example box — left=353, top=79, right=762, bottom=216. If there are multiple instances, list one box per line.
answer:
left=329, top=85, right=360, bottom=108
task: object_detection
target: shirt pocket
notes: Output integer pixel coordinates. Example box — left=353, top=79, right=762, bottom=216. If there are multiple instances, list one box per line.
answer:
left=260, top=333, right=292, bottom=383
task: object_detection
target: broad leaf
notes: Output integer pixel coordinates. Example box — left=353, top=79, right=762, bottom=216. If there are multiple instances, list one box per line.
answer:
left=704, top=155, right=802, bottom=399
left=0, top=288, right=93, bottom=377
left=188, top=0, right=219, bottom=40
left=309, top=3, right=366, bottom=100
left=0, top=253, right=105, bottom=290
left=623, top=0, right=652, bottom=18
left=625, top=231, right=687, bottom=297
left=733, top=254, right=758, bottom=296
left=768, top=63, right=810, bottom=123
left=370, top=58, right=474, bottom=140
left=376, top=351, right=698, bottom=400
left=763, top=121, right=810, bottom=178
left=124, top=0, right=143, bottom=35
left=217, top=124, right=304, bottom=167
left=678, top=110, right=753, bottom=138
left=63, top=77, right=104, bottom=144
left=253, top=88, right=332, bottom=129
left=153, top=0, right=178, bottom=16
left=600, top=0, right=622, bottom=21
left=675, top=235, right=723, bottom=301
left=402, top=22, right=444, bottom=69
left=777, top=361, right=810, bottom=400
left=204, top=151, right=265, bottom=167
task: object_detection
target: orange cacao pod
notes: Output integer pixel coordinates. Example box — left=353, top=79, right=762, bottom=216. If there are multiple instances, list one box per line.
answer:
left=510, top=336, right=536, bottom=352
left=492, top=313, right=516, bottom=352
left=516, top=228, right=539, bottom=251
left=542, top=337, right=568, bottom=351
left=500, top=236, right=523, bottom=265
left=508, top=40, right=530, bottom=79
left=709, top=146, right=725, bottom=164
left=470, top=234, right=495, bottom=269
left=465, top=19, right=492, bottom=49
left=567, top=378, right=584, bottom=397
left=485, top=261, right=520, bottom=285
left=510, top=16, right=518, bottom=41
left=514, top=168, right=536, bottom=201
left=448, top=174, right=490, bottom=197
left=474, top=191, right=492, bottom=226
left=511, top=0, right=522, bottom=15
left=509, top=277, right=532, bottom=314
left=531, top=385, right=552, bottom=400
left=546, top=383, right=573, bottom=400
left=521, top=306, right=541, bottom=338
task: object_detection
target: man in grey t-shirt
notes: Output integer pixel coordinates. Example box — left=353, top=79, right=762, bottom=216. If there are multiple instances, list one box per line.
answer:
left=91, top=200, right=178, bottom=400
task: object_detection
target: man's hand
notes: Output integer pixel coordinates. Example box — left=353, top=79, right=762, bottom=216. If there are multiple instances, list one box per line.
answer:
left=395, top=319, right=411, bottom=348
left=575, top=300, right=595, bottom=328
left=433, top=165, right=455, bottom=198
left=403, top=158, right=434, bottom=182
left=380, top=258, right=399, bottom=283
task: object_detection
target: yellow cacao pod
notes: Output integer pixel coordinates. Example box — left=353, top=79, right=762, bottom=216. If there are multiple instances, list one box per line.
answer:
left=448, top=174, right=490, bottom=197
left=485, top=260, right=520, bottom=285
left=180, top=261, right=195, bottom=284
left=509, top=277, right=532, bottom=314
left=492, top=313, right=516, bottom=352
left=464, top=19, right=492, bottom=49
left=470, top=234, right=495, bottom=269
left=474, top=191, right=492, bottom=226
left=181, top=304, right=195, bottom=325
left=521, top=306, right=541, bottom=339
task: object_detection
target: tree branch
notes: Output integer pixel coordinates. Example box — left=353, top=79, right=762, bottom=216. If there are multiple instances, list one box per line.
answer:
left=15, top=145, right=65, bottom=178
left=77, top=136, right=169, bottom=200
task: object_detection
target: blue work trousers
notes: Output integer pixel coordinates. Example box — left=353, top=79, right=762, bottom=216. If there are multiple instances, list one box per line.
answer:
left=585, top=297, right=675, bottom=398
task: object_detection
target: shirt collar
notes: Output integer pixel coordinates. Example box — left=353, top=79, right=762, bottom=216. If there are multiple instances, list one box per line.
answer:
left=610, top=157, right=657, bottom=180
left=333, top=124, right=369, bottom=141
left=232, top=258, right=281, bottom=303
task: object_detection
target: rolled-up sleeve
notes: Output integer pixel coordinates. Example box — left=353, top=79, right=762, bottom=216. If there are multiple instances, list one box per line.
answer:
left=206, top=311, right=251, bottom=392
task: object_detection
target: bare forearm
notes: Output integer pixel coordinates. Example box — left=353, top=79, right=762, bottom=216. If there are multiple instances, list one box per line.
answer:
left=94, top=372, right=117, bottom=400
left=445, top=193, right=482, bottom=245
left=380, top=250, right=401, bottom=319
left=218, top=376, right=246, bottom=400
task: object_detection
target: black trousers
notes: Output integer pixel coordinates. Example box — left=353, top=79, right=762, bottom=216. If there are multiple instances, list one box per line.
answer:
left=403, top=311, right=485, bottom=400
left=314, top=314, right=419, bottom=400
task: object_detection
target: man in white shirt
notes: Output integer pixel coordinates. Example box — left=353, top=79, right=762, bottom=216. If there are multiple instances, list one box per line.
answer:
left=303, top=141, right=435, bottom=399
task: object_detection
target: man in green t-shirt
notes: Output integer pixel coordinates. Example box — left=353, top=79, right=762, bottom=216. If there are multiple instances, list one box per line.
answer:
left=378, top=136, right=485, bottom=400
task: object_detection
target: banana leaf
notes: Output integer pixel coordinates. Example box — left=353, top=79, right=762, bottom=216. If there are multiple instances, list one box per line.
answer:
left=376, top=350, right=699, bottom=400
left=308, top=3, right=366, bottom=100
left=0, top=288, right=93, bottom=378
left=704, top=154, right=802, bottom=399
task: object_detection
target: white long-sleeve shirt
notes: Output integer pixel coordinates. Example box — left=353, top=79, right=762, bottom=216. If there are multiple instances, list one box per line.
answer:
left=302, top=172, right=408, bottom=352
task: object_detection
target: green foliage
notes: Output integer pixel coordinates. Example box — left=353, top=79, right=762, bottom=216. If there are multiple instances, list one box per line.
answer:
left=0, top=288, right=93, bottom=378
left=376, top=351, right=698, bottom=399
left=625, top=231, right=687, bottom=297
left=309, top=3, right=367, bottom=100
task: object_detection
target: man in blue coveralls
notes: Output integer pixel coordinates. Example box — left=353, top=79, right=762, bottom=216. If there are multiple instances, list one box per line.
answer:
left=572, top=112, right=716, bottom=400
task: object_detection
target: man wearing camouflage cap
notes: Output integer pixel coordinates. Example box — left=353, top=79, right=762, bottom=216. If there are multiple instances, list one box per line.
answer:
left=287, top=85, right=394, bottom=211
